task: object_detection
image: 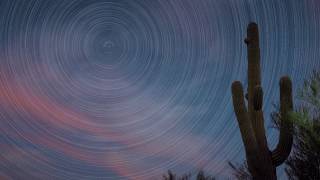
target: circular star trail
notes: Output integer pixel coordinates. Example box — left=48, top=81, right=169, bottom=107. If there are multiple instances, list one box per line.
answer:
left=0, top=0, right=319, bottom=179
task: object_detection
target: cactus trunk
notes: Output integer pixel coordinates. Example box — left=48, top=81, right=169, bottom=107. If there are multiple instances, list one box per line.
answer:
left=231, top=23, right=293, bottom=179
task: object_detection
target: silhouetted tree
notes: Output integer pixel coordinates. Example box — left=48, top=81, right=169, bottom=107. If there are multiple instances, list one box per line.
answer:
left=284, top=71, right=320, bottom=180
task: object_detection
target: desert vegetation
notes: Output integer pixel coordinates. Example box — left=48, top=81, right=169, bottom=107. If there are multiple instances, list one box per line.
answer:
left=164, top=23, right=320, bottom=180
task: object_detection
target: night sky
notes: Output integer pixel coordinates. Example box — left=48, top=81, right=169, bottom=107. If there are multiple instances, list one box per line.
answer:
left=0, top=0, right=320, bottom=179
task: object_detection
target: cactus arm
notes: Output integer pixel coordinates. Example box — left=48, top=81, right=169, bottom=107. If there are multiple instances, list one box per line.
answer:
left=232, top=81, right=260, bottom=175
left=271, top=76, right=294, bottom=166
left=232, top=81, right=249, bottom=122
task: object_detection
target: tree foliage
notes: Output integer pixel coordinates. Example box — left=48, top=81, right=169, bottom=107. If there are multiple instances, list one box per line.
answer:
left=285, top=71, right=320, bottom=180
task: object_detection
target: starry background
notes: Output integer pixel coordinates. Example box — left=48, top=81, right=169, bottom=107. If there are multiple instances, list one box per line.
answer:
left=0, top=0, right=320, bottom=179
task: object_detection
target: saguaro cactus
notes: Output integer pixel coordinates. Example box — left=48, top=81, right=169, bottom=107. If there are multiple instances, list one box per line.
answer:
left=231, top=22, right=293, bottom=179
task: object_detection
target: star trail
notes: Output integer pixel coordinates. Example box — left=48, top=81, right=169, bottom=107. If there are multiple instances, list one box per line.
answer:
left=0, top=0, right=320, bottom=179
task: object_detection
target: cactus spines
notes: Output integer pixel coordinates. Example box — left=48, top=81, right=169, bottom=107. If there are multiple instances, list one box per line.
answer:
left=231, top=22, right=293, bottom=179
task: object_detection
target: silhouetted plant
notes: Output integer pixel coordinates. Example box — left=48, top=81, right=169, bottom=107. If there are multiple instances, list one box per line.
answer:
left=231, top=22, right=293, bottom=179
left=195, top=171, right=215, bottom=180
left=284, top=71, right=320, bottom=180
left=228, top=161, right=251, bottom=180
left=162, top=170, right=214, bottom=180
left=162, top=170, right=190, bottom=180
left=230, top=71, right=320, bottom=180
